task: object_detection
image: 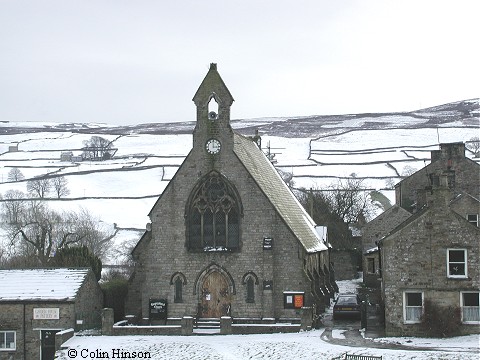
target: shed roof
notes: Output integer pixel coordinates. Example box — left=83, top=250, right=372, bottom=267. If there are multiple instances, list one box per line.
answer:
left=0, top=268, right=90, bottom=302
left=233, top=133, right=327, bottom=253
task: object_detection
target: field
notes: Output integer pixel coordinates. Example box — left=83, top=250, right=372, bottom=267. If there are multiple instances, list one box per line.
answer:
left=0, top=99, right=478, bottom=264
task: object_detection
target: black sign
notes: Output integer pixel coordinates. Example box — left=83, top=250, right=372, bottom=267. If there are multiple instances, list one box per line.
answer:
left=263, top=280, right=273, bottom=290
left=149, top=298, right=167, bottom=320
left=263, top=237, right=273, bottom=250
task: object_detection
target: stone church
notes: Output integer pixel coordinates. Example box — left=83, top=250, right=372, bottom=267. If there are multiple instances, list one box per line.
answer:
left=125, top=64, right=335, bottom=322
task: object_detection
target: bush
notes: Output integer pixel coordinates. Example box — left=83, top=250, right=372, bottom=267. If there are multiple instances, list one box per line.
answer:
left=420, top=299, right=462, bottom=337
left=101, top=272, right=129, bottom=322
left=51, top=246, right=102, bottom=281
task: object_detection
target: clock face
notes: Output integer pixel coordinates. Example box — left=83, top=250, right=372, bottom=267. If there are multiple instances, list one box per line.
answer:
left=206, top=139, right=221, bottom=154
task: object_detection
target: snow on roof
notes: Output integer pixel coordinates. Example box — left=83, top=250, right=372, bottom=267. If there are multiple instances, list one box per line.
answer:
left=234, top=134, right=327, bottom=253
left=0, top=268, right=90, bottom=302
left=364, top=246, right=379, bottom=255
left=314, top=226, right=328, bottom=242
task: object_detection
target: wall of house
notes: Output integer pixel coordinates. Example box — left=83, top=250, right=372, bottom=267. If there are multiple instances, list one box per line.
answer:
left=0, top=303, right=24, bottom=360
left=74, top=270, right=104, bottom=329
left=382, top=187, right=480, bottom=336
left=363, top=252, right=380, bottom=288
left=450, top=194, right=480, bottom=225
left=361, top=206, right=411, bottom=288
left=0, top=302, right=76, bottom=360
left=330, top=249, right=359, bottom=281
left=362, top=205, right=411, bottom=253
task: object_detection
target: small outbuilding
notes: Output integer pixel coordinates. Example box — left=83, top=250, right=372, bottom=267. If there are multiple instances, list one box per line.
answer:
left=0, top=268, right=103, bottom=360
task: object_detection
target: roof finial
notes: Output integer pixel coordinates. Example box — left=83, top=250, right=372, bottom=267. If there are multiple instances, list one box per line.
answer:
left=210, top=63, right=217, bottom=70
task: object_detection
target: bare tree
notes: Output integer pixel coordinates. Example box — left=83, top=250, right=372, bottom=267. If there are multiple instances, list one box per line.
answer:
left=66, top=208, right=118, bottom=260
left=51, top=176, right=70, bottom=198
left=1, top=200, right=116, bottom=265
left=7, top=168, right=24, bottom=182
left=466, top=136, right=480, bottom=157
left=385, top=178, right=396, bottom=189
left=82, top=136, right=114, bottom=160
left=401, top=165, right=417, bottom=177
left=1, top=190, right=26, bottom=224
left=1, top=201, right=72, bottom=264
left=325, top=174, right=373, bottom=223
left=27, top=177, right=51, bottom=198
left=295, top=188, right=352, bottom=249
left=277, top=168, right=295, bottom=188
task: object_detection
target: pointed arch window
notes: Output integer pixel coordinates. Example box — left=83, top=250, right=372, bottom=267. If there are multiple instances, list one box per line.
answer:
left=170, top=272, right=187, bottom=303
left=174, top=278, right=183, bottom=303
left=246, top=278, right=255, bottom=303
left=187, top=172, right=241, bottom=251
left=242, top=272, right=258, bottom=303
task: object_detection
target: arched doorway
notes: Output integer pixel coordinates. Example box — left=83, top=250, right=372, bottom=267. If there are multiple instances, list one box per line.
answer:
left=199, top=271, right=232, bottom=318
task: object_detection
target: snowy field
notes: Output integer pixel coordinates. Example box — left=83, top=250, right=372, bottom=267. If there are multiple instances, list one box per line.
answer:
left=0, top=115, right=479, bottom=265
left=1, top=122, right=477, bottom=229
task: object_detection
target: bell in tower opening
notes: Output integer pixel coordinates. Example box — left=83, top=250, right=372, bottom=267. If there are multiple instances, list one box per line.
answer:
left=208, top=93, right=219, bottom=120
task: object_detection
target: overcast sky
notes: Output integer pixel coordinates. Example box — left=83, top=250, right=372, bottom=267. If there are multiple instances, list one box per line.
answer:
left=0, top=0, right=478, bottom=125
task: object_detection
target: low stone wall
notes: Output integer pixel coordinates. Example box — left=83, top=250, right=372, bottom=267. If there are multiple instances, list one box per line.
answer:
left=102, top=310, right=194, bottom=336
left=113, top=324, right=183, bottom=336
left=102, top=308, right=312, bottom=336
left=55, top=328, right=74, bottom=351
left=231, top=323, right=301, bottom=334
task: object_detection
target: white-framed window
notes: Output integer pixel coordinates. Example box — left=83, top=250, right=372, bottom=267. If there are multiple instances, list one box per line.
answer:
left=447, top=249, right=467, bottom=278
left=461, top=292, right=480, bottom=324
left=0, top=331, right=16, bottom=351
left=403, top=291, right=423, bottom=323
left=467, top=214, right=478, bottom=227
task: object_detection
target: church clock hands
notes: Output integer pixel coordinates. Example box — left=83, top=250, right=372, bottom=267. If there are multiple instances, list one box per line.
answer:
left=206, top=138, right=221, bottom=154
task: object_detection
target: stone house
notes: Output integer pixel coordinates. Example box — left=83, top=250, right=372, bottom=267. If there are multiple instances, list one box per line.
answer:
left=361, top=205, right=411, bottom=288
left=125, top=64, right=335, bottom=323
left=0, top=268, right=103, bottom=360
left=363, top=142, right=479, bottom=286
left=395, top=142, right=480, bottom=212
left=379, top=175, right=480, bottom=336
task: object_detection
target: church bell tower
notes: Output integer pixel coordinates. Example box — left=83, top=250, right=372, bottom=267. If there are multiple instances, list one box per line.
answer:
left=192, top=63, right=234, bottom=157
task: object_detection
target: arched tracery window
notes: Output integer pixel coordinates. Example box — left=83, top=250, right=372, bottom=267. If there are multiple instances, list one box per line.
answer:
left=187, top=172, right=241, bottom=251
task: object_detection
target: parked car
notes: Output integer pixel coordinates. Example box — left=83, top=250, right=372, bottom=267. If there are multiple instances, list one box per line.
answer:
left=333, top=294, right=361, bottom=320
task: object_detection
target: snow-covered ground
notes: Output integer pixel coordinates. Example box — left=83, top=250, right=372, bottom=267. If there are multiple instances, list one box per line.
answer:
left=56, top=276, right=479, bottom=359
left=57, top=328, right=479, bottom=360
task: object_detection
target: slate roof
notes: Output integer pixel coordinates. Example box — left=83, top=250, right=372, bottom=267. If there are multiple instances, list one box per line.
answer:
left=0, top=268, right=90, bottom=302
left=233, top=133, right=327, bottom=253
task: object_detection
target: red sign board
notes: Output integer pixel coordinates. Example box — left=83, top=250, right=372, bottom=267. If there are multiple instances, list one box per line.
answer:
left=294, top=294, right=304, bottom=309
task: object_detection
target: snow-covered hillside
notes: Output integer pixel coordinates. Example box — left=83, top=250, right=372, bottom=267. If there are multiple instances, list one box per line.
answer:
left=0, top=98, right=478, bottom=264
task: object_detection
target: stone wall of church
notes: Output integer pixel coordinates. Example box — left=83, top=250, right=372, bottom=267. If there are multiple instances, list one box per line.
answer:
left=134, top=140, right=312, bottom=320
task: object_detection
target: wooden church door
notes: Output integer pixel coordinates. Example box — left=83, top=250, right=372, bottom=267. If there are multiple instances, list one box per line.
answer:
left=200, top=271, right=231, bottom=318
